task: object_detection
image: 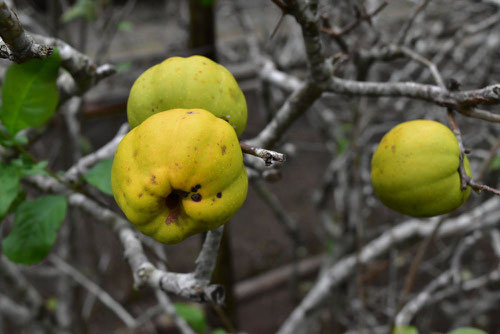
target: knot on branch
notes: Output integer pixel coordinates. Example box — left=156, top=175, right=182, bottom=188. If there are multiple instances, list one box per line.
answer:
left=200, top=284, right=226, bottom=305
left=134, top=263, right=155, bottom=289
left=493, top=86, right=500, bottom=97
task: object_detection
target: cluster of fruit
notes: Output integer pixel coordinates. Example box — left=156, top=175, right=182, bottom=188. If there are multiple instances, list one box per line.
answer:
left=111, top=56, right=249, bottom=244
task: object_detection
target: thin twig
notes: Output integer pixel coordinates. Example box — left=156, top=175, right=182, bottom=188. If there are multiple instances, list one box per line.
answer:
left=321, top=1, right=389, bottom=39
left=240, top=142, right=286, bottom=166
left=49, top=254, right=137, bottom=328
left=396, top=0, right=433, bottom=44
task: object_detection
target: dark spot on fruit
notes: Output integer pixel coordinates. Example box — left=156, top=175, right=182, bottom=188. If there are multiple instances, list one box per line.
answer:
left=221, top=146, right=226, bottom=155
left=191, top=186, right=197, bottom=192
left=195, top=184, right=201, bottom=190
left=391, top=145, right=396, bottom=153
left=151, top=175, right=157, bottom=184
left=217, top=192, right=222, bottom=198
left=191, top=193, right=202, bottom=202
left=138, top=193, right=143, bottom=198
left=187, top=111, right=194, bottom=114
left=134, top=150, right=138, bottom=157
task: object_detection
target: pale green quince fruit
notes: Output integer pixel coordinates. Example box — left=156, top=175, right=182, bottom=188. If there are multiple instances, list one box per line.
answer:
left=127, top=55, right=247, bottom=137
left=111, top=108, right=248, bottom=244
left=371, top=120, right=471, bottom=217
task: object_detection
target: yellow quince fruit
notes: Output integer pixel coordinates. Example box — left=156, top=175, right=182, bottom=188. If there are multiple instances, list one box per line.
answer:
left=371, top=120, right=471, bottom=217
left=127, top=55, right=247, bottom=137
left=111, top=108, right=248, bottom=244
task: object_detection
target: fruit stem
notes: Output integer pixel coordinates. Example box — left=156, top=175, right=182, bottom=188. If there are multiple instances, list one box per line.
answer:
left=447, top=108, right=469, bottom=190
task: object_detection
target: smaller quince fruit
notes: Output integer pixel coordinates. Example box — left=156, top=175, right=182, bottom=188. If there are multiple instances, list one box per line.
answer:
left=127, top=55, right=247, bottom=137
left=111, top=108, right=248, bottom=244
left=371, top=120, right=471, bottom=217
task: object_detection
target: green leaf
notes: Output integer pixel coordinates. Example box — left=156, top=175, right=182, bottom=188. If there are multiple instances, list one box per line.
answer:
left=11, top=156, right=50, bottom=177
left=200, top=0, right=215, bottom=6
left=173, top=303, right=206, bottom=333
left=212, top=329, right=227, bottom=334
left=489, top=155, right=500, bottom=171
left=2, top=195, right=67, bottom=265
left=84, top=159, right=113, bottom=195
left=117, top=21, right=133, bottom=31
left=0, top=48, right=60, bottom=134
left=45, top=297, right=58, bottom=311
left=61, top=0, right=96, bottom=22
left=337, top=137, right=349, bottom=155
left=115, top=61, right=132, bottom=73
left=447, top=328, right=487, bottom=334
left=0, top=163, right=20, bottom=219
left=13, top=133, right=28, bottom=146
left=393, top=326, right=419, bottom=334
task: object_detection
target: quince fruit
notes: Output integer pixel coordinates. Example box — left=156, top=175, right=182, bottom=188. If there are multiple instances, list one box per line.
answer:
left=127, top=55, right=247, bottom=137
left=111, top=108, right=248, bottom=244
left=371, top=120, right=471, bottom=217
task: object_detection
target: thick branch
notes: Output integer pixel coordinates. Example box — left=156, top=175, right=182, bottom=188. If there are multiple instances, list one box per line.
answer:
left=0, top=1, right=52, bottom=62
left=247, top=81, right=322, bottom=148
left=327, top=79, right=500, bottom=121
left=32, top=34, right=116, bottom=98
left=289, top=0, right=330, bottom=86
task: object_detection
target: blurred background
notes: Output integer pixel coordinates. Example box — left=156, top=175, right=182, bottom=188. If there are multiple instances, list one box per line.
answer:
left=0, top=0, right=499, bottom=333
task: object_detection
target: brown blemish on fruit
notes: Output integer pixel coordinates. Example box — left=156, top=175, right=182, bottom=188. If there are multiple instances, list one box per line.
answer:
left=134, top=150, right=138, bottom=157
left=187, top=111, right=195, bottom=114
left=217, top=192, right=222, bottom=198
left=391, top=145, right=396, bottom=154
left=138, top=193, right=143, bottom=198
left=221, top=146, right=226, bottom=155
left=151, top=175, right=157, bottom=184
left=165, top=209, right=179, bottom=225
left=191, top=193, right=202, bottom=202
left=195, top=184, right=201, bottom=190
left=191, top=186, right=197, bottom=192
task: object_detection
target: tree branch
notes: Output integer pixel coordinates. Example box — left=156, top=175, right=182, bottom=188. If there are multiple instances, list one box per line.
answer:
left=0, top=1, right=52, bottom=62
left=276, top=197, right=500, bottom=334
